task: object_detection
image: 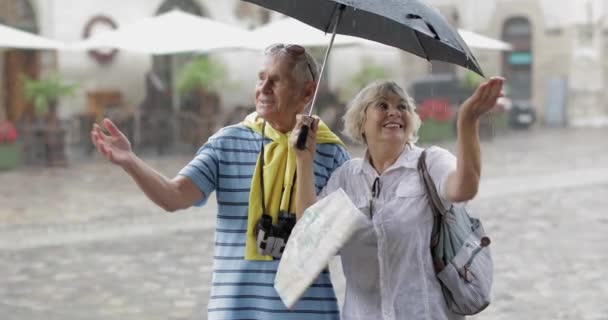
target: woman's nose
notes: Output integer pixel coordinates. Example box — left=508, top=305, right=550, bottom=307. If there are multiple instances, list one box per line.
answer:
left=386, top=105, right=400, bottom=116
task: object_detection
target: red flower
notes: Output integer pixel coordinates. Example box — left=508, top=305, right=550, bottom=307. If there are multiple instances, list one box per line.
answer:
left=417, top=98, right=454, bottom=122
left=0, top=121, right=18, bottom=144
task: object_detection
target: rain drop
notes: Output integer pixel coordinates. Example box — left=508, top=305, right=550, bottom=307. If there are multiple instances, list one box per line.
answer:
left=428, top=63, right=434, bottom=100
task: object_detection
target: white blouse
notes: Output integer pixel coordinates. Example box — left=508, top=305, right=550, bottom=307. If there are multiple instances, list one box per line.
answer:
left=320, top=144, right=465, bottom=320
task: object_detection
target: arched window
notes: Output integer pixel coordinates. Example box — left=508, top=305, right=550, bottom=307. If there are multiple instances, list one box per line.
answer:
left=234, top=2, right=270, bottom=29
left=0, top=0, right=37, bottom=31
left=152, top=0, right=208, bottom=89
left=155, top=0, right=206, bottom=16
left=502, top=17, right=533, bottom=100
left=142, top=0, right=213, bottom=150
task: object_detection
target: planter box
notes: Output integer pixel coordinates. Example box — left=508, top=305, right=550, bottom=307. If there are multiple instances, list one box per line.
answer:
left=0, top=143, right=21, bottom=170
left=418, top=119, right=454, bottom=143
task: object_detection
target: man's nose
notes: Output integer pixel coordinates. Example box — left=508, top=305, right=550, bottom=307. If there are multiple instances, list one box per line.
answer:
left=260, top=79, right=272, bottom=93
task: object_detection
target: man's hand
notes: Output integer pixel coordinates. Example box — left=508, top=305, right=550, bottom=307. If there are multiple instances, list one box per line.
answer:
left=290, top=115, right=319, bottom=162
left=91, top=118, right=134, bottom=168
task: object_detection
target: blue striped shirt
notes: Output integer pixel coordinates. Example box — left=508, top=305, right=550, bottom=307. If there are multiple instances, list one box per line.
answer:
left=179, top=124, right=350, bottom=320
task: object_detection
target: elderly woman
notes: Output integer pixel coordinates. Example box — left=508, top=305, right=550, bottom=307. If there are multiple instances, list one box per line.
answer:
left=291, top=77, right=504, bottom=319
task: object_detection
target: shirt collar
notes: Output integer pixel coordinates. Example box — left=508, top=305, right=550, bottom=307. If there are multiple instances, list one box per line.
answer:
left=358, top=143, right=423, bottom=175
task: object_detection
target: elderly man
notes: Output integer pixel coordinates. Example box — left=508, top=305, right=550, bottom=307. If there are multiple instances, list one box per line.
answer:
left=91, top=44, right=349, bottom=319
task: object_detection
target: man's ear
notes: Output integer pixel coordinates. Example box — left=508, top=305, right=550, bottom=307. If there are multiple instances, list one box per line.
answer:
left=302, top=81, right=317, bottom=103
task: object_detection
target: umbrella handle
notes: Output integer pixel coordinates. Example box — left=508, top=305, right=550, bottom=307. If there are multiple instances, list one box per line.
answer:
left=295, top=125, right=309, bottom=150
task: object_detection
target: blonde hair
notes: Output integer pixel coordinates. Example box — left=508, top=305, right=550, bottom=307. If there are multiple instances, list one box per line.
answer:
left=342, top=80, right=421, bottom=145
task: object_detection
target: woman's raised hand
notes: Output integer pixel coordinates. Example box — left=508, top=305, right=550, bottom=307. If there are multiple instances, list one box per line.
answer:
left=459, top=77, right=505, bottom=123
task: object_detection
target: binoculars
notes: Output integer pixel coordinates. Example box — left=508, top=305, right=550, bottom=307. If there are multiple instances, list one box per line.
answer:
left=254, top=211, right=296, bottom=259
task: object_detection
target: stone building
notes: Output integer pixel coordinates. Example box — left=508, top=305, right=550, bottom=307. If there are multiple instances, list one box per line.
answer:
left=1, top=0, right=606, bottom=141
left=401, top=0, right=608, bottom=127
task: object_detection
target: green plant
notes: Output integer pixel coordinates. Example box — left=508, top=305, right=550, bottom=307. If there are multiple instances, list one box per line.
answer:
left=340, top=58, right=389, bottom=101
left=177, top=56, right=227, bottom=96
left=462, top=70, right=484, bottom=90
left=0, top=120, right=20, bottom=170
left=417, top=118, right=455, bottom=143
left=23, top=74, right=77, bottom=116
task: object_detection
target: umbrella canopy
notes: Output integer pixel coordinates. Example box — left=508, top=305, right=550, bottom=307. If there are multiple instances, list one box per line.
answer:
left=251, top=17, right=511, bottom=53
left=0, top=24, right=65, bottom=50
left=70, top=10, right=257, bottom=55
left=356, top=29, right=513, bottom=52
left=243, top=0, right=484, bottom=76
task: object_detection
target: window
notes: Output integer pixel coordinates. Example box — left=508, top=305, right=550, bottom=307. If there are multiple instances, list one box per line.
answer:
left=508, top=52, right=532, bottom=65
left=234, top=2, right=270, bottom=29
left=0, top=0, right=37, bottom=32
left=502, top=17, right=533, bottom=100
left=156, top=0, right=205, bottom=16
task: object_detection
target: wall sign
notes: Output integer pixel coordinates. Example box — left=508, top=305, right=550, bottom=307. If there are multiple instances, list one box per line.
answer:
left=82, top=15, right=119, bottom=65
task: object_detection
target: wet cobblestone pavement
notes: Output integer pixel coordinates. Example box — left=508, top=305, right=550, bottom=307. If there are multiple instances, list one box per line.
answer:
left=1, top=127, right=607, bottom=320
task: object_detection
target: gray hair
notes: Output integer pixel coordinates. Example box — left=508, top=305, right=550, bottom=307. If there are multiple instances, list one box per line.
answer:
left=342, top=80, right=421, bottom=145
left=264, top=45, right=319, bottom=86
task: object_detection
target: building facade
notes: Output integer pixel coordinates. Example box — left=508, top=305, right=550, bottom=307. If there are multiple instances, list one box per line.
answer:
left=1, top=0, right=606, bottom=131
left=401, top=0, right=607, bottom=127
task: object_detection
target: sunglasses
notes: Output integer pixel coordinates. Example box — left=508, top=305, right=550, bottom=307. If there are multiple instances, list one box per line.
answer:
left=265, top=43, right=316, bottom=82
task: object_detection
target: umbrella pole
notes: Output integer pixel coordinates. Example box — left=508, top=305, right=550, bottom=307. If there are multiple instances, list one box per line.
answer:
left=295, top=5, right=345, bottom=150
left=307, top=6, right=345, bottom=117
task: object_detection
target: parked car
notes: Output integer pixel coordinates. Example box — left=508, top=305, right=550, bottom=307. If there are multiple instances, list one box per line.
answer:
left=507, top=100, right=536, bottom=129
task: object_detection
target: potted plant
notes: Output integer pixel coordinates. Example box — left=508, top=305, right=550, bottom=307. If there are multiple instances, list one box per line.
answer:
left=340, top=58, right=389, bottom=102
left=0, top=119, right=20, bottom=170
left=177, top=56, right=228, bottom=145
left=23, top=74, right=78, bottom=127
left=416, top=98, right=456, bottom=142
left=22, top=74, right=78, bottom=166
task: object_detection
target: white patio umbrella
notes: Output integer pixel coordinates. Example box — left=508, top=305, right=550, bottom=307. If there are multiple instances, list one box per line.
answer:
left=70, top=10, right=258, bottom=148
left=458, top=29, right=512, bottom=51
left=249, top=17, right=366, bottom=48
left=0, top=24, right=65, bottom=50
left=70, top=10, right=257, bottom=54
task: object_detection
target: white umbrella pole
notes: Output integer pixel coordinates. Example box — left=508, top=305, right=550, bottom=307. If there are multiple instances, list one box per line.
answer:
left=171, top=54, right=181, bottom=148
left=307, top=6, right=345, bottom=116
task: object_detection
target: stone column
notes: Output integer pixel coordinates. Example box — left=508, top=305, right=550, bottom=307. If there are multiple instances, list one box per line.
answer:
left=568, top=1, right=606, bottom=127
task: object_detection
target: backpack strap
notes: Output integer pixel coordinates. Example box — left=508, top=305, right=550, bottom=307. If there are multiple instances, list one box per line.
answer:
left=417, top=149, right=448, bottom=216
left=417, top=149, right=446, bottom=271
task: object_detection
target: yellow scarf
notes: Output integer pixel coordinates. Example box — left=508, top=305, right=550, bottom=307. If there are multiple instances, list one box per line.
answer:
left=242, top=112, right=345, bottom=260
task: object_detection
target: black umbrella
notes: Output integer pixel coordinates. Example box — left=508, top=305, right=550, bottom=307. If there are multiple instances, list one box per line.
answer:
left=243, top=0, right=485, bottom=148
